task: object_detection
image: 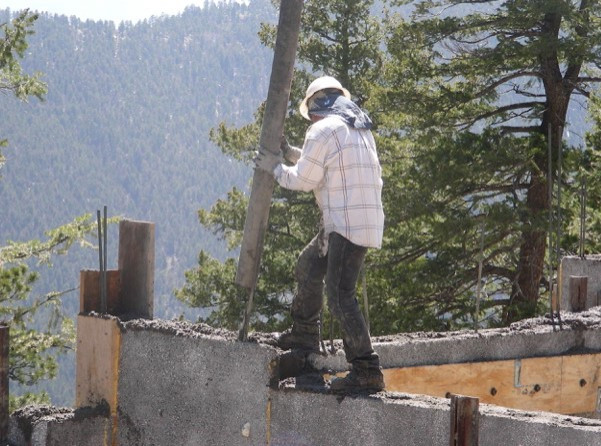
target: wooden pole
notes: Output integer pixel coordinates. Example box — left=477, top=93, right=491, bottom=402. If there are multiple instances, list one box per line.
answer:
left=0, top=324, right=8, bottom=444
left=449, top=394, right=479, bottom=446
left=118, top=220, right=155, bottom=319
left=235, top=0, right=304, bottom=290
left=569, top=276, right=588, bottom=312
left=235, top=0, right=303, bottom=341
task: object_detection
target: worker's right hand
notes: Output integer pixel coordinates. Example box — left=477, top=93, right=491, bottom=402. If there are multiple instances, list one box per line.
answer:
left=254, top=147, right=283, bottom=174
left=280, top=135, right=291, bottom=155
left=280, top=135, right=302, bottom=164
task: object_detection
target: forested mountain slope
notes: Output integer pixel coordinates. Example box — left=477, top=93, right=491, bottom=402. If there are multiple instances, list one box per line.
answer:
left=0, top=0, right=274, bottom=317
left=0, top=1, right=275, bottom=405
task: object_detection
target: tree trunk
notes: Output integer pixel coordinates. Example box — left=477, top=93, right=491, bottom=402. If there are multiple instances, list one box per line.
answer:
left=505, top=5, right=583, bottom=323
left=506, top=169, right=549, bottom=323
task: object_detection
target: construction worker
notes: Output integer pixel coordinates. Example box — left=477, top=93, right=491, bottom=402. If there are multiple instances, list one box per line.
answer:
left=255, top=76, right=385, bottom=393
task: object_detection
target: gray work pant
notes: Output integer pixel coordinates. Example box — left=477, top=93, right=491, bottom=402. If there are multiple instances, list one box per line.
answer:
left=291, top=231, right=380, bottom=371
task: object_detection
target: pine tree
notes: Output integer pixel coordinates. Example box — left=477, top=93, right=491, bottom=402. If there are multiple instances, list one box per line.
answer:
left=370, top=0, right=601, bottom=325
left=0, top=10, right=99, bottom=409
left=0, top=9, right=46, bottom=166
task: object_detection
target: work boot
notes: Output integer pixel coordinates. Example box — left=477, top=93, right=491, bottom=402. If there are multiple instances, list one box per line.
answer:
left=329, top=367, right=385, bottom=394
left=277, top=328, right=319, bottom=353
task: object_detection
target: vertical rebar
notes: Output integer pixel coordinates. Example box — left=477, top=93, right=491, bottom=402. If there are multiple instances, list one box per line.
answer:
left=474, top=221, right=484, bottom=332
left=0, top=324, right=8, bottom=444
left=556, top=126, right=563, bottom=268
left=556, top=126, right=563, bottom=330
left=97, top=209, right=104, bottom=313
left=547, top=124, right=555, bottom=331
left=580, top=175, right=587, bottom=259
left=102, top=206, right=108, bottom=313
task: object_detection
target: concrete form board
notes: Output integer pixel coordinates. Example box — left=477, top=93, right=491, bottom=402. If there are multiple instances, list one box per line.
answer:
left=116, top=323, right=278, bottom=446
left=76, top=315, right=121, bottom=408
left=560, top=256, right=601, bottom=312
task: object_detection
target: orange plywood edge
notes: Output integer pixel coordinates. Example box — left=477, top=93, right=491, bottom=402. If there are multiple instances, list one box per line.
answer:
left=382, top=354, right=601, bottom=415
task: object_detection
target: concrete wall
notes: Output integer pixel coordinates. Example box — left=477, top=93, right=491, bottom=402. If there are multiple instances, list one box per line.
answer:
left=8, top=404, right=110, bottom=446
left=312, top=307, right=601, bottom=372
left=116, top=321, right=278, bottom=446
left=271, top=389, right=601, bottom=446
left=10, top=312, right=601, bottom=446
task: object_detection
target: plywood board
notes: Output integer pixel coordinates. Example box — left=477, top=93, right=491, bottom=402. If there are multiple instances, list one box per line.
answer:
left=559, top=354, right=601, bottom=414
left=75, top=315, right=121, bottom=410
left=382, top=354, right=601, bottom=415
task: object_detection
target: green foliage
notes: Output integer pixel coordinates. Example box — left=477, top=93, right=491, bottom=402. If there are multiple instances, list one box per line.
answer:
left=0, top=216, right=96, bottom=410
left=565, top=94, right=601, bottom=255
left=369, top=0, right=601, bottom=324
left=0, top=10, right=46, bottom=101
left=0, top=10, right=97, bottom=410
left=0, top=9, right=46, bottom=165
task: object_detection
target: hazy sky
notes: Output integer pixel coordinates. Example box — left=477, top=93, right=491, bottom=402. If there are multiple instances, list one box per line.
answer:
left=1, top=1, right=208, bottom=23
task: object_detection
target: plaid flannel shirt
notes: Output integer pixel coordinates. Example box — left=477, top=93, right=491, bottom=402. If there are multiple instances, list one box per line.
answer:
left=274, top=115, right=384, bottom=255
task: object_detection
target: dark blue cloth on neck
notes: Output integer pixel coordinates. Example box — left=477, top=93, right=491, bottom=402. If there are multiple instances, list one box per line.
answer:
left=309, top=93, right=373, bottom=130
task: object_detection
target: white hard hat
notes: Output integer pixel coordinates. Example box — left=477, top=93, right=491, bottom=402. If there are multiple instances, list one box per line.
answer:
left=299, top=76, right=351, bottom=120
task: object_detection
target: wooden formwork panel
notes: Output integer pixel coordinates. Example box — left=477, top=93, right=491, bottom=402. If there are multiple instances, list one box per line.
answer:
left=383, top=353, right=601, bottom=415
left=75, top=315, right=121, bottom=411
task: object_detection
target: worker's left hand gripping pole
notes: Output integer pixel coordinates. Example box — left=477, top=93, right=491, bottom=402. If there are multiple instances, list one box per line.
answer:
left=236, top=0, right=304, bottom=341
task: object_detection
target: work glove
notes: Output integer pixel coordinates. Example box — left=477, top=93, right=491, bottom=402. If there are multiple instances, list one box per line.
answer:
left=280, top=135, right=302, bottom=164
left=254, top=147, right=283, bottom=174
left=281, top=135, right=291, bottom=155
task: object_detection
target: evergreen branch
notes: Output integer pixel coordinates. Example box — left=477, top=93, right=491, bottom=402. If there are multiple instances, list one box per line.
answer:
left=577, top=77, right=601, bottom=83
left=457, top=101, right=545, bottom=129
left=12, top=288, right=76, bottom=323
left=500, top=125, right=541, bottom=134
left=504, top=86, right=545, bottom=98
left=471, top=72, right=542, bottom=101
left=483, top=265, right=515, bottom=281
left=563, top=0, right=591, bottom=85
